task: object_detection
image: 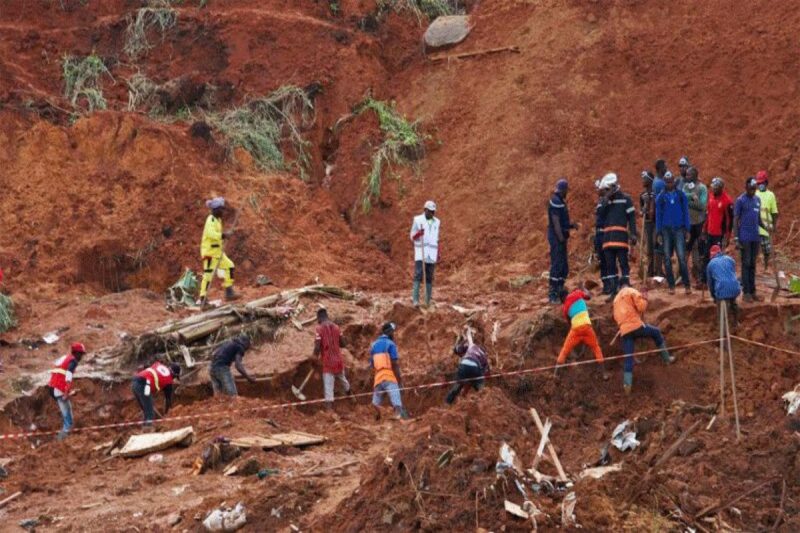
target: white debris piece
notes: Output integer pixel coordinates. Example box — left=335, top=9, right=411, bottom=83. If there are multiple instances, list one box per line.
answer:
left=578, top=463, right=623, bottom=480
left=782, top=386, right=800, bottom=415
left=561, top=491, right=577, bottom=526
left=611, top=420, right=640, bottom=452
left=497, top=442, right=524, bottom=475
left=42, top=332, right=60, bottom=344
left=203, top=502, right=247, bottom=532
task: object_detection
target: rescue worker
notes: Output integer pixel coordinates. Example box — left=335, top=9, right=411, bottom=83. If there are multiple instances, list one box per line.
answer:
left=209, top=334, right=256, bottom=396
left=555, top=285, right=607, bottom=380
left=651, top=161, right=668, bottom=277
left=653, top=159, right=667, bottom=191
left=410, top=200, right=441, bottom=307
left=131, top=361, right=181, bottom=426
left=656, top=172, right=691, bottom=294
left=755, top=170, right=778, bottom=270
left=734, top=177, right=765, bottom=302
left=369, top=322, right=409, bottom=420
left=47, top=342, right=86, bottom=440
left=594, top=180, right=614, bottom=294
left=702, top=177, right=734, bottom=276
left=198, top=196, right=238, bottom=307
left=640, top=171, right=658, bottom=277
left=313, top=308, right=353, bottom=410
left=613, top=287, right=675, bottom=394
left=547, top=179, right=579, bottom=303
left=446, top=327, right=490, bottom=404
left=598, top=173, right=637, bottom=300
left=683, top=166, right=708, bottom=288
left=706, top=244, right=742, bottom=329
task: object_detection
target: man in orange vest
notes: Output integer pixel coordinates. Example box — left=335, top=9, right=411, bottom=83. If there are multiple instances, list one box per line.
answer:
left=132, top=361, right=181, bottom=426
left=47, top=342, right=86, bottom=440
left=369, top=322, right=409, bottom=420
left=612, top=287, right=675, bottom=393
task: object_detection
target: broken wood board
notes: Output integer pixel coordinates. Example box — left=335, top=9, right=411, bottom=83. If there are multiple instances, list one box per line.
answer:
left=271, top=431, right=326, bottom=447
left=504, top=500, right=530, bottom=519
left=118, top=426, right=195, bottom=458
left=579, top=463, right=622, bottom=480
left=230, top=436, right=283, bottom=449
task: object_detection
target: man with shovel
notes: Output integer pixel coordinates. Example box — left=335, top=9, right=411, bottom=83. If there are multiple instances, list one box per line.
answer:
left=312, top=307, right=353, bottom=410
left=209, top=334, right=256, bottom=396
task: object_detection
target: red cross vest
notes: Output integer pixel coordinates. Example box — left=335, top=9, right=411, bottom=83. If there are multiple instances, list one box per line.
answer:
left=48, top=354, right=76, bottom=393
left=136, top=362, right=174, bottom=391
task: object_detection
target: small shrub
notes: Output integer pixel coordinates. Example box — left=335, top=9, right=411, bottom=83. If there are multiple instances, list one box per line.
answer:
left=206, top=86, right=315, bottom=178
left=124, top=0, right=178, bottom=59
left=0, top=293, right=17, bottom=334
left=355, top=98, right=427, bottom=213
left=62, top=54, right=114, bottom=112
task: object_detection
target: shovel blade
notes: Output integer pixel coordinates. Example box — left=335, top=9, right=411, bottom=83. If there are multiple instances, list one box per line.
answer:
left=292, top=386, right=306, bottom=401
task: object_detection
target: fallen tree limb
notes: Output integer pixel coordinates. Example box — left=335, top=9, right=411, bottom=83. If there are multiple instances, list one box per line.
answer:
left=653, top=419, right=701, bottom=469
left=694, top=477, right=777, bottom=519
left=0, top=491, right=22, bottom=509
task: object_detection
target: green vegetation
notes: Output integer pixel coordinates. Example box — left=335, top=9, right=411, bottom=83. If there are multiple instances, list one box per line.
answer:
left=124, top=0, right=178, bottom=59
left=206, top=86, right=315, bottom=179
left=378, top=0, right=463, bottom=20
left=355, top=98, right=427, bottom=213
left=62, top=54, right=114, bottom=112
left=0, top=293, right=17, bottom=334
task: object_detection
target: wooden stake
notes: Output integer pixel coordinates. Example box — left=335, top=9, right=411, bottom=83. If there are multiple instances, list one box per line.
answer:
left=529, top=408, right=568, bottom=481
left=653, top=419, right=702, bottom=469
left=723, top=304, right=742, bottom=440
left=429, top=45, right=520, bottom=62
left=719, top=301, right=726, bottom=417
left=0, top=491, right=22, bottom=509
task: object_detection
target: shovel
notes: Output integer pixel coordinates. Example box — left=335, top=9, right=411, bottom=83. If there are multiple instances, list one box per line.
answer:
left=291, top=368, right=315, bottom=401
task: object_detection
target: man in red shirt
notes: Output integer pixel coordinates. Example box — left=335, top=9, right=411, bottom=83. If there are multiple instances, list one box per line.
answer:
left=313, top=308, right=352, bottom=410
left=132, top=361, right=181, bottom=426
left=702, top=177, right=734, bottom=283
left=47, top=342, right=86, bottom=440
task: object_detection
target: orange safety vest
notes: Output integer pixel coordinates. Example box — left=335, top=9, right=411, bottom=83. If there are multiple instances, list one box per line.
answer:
left=372, top=352, right=397, bottom=387
left=48, top=354, right=76, bottom=393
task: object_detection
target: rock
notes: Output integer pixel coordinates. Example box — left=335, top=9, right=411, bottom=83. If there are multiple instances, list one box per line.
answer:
left=161, top=513, right=182, bottom=528
left=678, top=439, right=703, bottom=457
left=19, top=518, right=39, bottom=531
left=424, top=16, right=471, bottom=48
left=148, top=453, right=164, bottom=463
left=470, top=458, right=489, bottom=473
left=382, top=509, right=396, bottom=525
left=255, top=275, right=272, bottom=286
left=234, top=457, right=261, bottom=476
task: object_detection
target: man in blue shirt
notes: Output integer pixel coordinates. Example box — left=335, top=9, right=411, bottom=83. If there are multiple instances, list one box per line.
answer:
left=706, top=244, right=741, bottom=328
left=734, top=177, right=765, bottom=302
left=655, top=172, right=691, bottom=294
left=547, top=179, right=578, bottom=303
left=369, top=323, right=409, bottom=420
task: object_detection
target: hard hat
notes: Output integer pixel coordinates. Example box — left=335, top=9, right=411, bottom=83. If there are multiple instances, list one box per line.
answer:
left=424, top=200, right=437, bottom=212
left=70, top=342, right=87, bottom=354
left=746, top=176, right=757, bottom=188
left=678, top=156, right=690, bottom=167
left=594, top=179, right=601, bottom=190
left=756, top=170, right=768, bottom=184
left=710, top=177, right=724, bottom=188
left=555, top=178, right=568, bottom=192
left=599, top=173, right=618, bottom=189
left=664, top=171, right=674, bottom=181
left=641, top=170, right=653, bottom=181
left=382, top=322, right=397, bottom=335
left=206, top=197, right=225, bottom=210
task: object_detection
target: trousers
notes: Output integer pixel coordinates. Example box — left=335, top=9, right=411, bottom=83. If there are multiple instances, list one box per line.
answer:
left=209, top=365, right=238, bottom=396
left=603, top=247, right=629, bottom=293
left=687, top=223, right=705, bottom=284
left=445, top=363, right=485, bottom=404
left=662, top=227, right=690, bottom=289
left=740, top=241, right=759, bottom=295
left=131, top=377, right=155, bottom=423
left=548, top=235, right=568, bottom=299
left=413, top=261, right=435, bottom=305
left=557, top=325, right=604, bottom=364
left=621, top=325, right=668, bottom=386
left=54, top=396, right=73, bottom=432
left=200, top=254, right=235, bottom=297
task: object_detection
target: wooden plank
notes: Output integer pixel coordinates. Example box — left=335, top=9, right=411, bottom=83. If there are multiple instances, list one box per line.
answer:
left=230, top=436, right=283, bottom=449
left=118, top=426, right=194, bottom=458
left=0, top=491, right=22, bottom=509
left=504, top=500, right=529, bottom=519
left=430, top=45, right=521, bottom=62
left=271, top=431, right=326, bottom=447
left=530, top=408, right=568, bottom=481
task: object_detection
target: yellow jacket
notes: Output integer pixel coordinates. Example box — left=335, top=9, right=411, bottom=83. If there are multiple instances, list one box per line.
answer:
left=201, top=215, right=223, bottom=258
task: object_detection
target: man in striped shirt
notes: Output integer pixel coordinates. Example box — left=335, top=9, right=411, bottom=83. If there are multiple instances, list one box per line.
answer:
left=555, top=287, right=607, bottom=379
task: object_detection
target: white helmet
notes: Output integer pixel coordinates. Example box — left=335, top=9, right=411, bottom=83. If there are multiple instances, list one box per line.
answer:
left=599, top=173, right=618, bottom=189
left=424, top=200, right=437, bottom=212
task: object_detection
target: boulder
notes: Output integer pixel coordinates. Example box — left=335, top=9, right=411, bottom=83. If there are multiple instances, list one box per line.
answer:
left=424, top=16, right=471, bottom=48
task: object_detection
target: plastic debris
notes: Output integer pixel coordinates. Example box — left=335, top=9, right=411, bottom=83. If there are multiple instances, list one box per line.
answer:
left=611, top=420, right=640, bottom=452
left=782, top=386, right=800, bottom=415
left=579, top=463, right=622, bottom=480
left=148, top=453, right=164, bottom=463
left=167, top=269, right=198, bottom=307
left=42, top=332, right=60, bottom=344
left=496, top=442, right=524, bottom=475
left=203, top=502, right=247, bottom=532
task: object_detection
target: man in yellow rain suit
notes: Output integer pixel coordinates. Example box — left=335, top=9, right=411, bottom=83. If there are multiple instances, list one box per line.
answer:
left=198, top=197, right=239, bottom=306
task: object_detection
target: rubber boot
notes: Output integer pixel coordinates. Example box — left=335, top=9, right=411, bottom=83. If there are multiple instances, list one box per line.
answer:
left=412, top=281, right=421, bottom=306
left=659, top=345, right=675, bottom=364
left=548, top=280, right=560, bottom=304
left=56, top=430, right=69, bottom=441
left=605, top=279, right=618, bottom=303
left=225, top=286, right=240, bottom=301
left=599, top=362, right=610, bottom=381
left=425, top=282, right=433, bottom=306
left=623, top=371, right=633, bottom=394
left=395, top=407, right=410, bottom=420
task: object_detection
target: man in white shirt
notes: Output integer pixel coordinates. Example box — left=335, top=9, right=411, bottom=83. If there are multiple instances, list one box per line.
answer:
left=409, top=200, right=441, bottom=307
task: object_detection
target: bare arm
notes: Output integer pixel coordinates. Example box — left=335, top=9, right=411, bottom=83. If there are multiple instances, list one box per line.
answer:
left=234, top=353, right=256, bottom=382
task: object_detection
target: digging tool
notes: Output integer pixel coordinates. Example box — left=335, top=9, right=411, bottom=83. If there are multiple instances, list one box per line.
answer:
left=291, top=368, right=315, bottom=401
left=638, top=205, right=648, bottom=285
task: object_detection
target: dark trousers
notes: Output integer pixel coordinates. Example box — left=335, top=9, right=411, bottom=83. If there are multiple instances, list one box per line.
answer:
left=687, top=223, right=705, bottom=284
left=603, top=247, right=629, bottom=293
left=621, top=325, right=666, bottom=386
left=548, top=235, right=568, bottom=299
left=644, top=221, right=657, bottom=277
left=445, top=363, right=485, bottom=404
left=740, top=241, right=759, bottom=295
left=596, top=232, right=613, bottom=292
left=413, top=261, right=435, bottom=304
left=662, top=227, right=690, bottom=289
left=132, top=377, right=155, bottom=423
